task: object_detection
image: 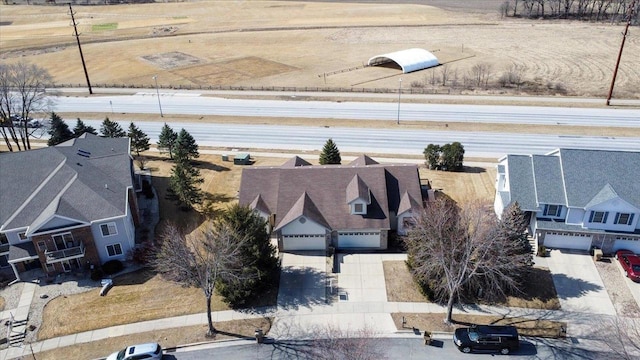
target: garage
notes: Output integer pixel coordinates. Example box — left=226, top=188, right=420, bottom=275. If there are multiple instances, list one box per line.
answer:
left=543, top=232, right=593, bottom=251
left=337, top=231, right=380, bottom=248
left=282, top=234, right=326, bottom=251
left=612, top=238, right=640, bottom=254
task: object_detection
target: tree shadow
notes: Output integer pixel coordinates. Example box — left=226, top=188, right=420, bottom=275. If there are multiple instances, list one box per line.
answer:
left=277, top=265, right=332, bottom=310
left=550, top=273, right=603, bottom=300
left=193, top=160, right=231, bottom=172
left=461, top=166, right=487, bottom=174
left=112, top=269, right=156, bottom=286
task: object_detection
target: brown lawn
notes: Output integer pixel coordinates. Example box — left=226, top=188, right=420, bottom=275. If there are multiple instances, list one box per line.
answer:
left=419, top=165, right=497, bottom=204
left=32, top=317, right=272, bottom=360
left=383, top=261, right=560, bottom=311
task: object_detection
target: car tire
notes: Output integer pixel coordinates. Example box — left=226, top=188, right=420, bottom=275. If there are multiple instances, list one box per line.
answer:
left=462, top=346, right=472, bottom=353
left=500, top=348, right=510, bottom=355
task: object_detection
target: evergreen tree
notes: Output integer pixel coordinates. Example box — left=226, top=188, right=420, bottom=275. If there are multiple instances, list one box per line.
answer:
left=157, top=123, right=178, bottom=159
left=440, top=142, right=465, bottom=171
left=128, top=122, right=150, bottom=156
left=215, top=204, right=280, bottom=307
left=47, top=112, right=74, bottom=146
left=498, top=202, right=532, bottom=266
left=319, top=138, right=341, bottom=165
left=423, top=144, right=441, bottom=170
left=73, top=118, right=97, bottom=137
left=169, top=160, right=204, bottom=209
left=173, top=128, right=199, bottom=162
left=100, top=117, right=126, bottom=138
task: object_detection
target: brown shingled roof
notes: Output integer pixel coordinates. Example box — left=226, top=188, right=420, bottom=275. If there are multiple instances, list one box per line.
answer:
left=238, top=160, right=423, bottom=232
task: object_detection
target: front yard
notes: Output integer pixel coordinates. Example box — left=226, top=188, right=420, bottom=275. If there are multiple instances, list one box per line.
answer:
left=384, top=261, right=565, bottom=338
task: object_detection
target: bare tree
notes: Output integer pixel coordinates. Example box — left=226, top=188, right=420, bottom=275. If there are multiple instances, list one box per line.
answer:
left=0, top=62, right=52, bottom=151
left=307, top=325, right=386, bottom=360
left=404, top=198, right=532, bottom=323
left=439, top=64, right=451, bottom=86
left=469, top=63, right=493, bottom=88
left=602, top=317, right=640, bottom=360
left=154, top=222, right=249, bottom=337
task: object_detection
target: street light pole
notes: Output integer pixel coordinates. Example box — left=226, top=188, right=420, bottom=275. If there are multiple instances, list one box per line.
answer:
left=397, top=78, right=402, bottom=125
left=152, top=75, right=163, bottom=117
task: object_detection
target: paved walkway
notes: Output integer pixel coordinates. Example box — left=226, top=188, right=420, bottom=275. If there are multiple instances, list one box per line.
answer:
left=0, top=281, right=36, bottom=350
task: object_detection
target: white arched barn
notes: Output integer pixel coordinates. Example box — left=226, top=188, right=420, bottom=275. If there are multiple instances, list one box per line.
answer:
left=368, top=48, right=440, bottom=73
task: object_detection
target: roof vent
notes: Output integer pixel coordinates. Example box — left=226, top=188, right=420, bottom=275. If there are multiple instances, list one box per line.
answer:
left=77, top=149, right=91, bottom=158
left=104, top=184, right=108, bottom=189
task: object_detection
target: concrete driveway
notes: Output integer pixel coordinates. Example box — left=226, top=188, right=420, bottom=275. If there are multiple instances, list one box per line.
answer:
left=545, top=249, right=615, bottom=315
left=335, top=253, right=406, bottom=302
left=277, top=252, right=328, bottom=309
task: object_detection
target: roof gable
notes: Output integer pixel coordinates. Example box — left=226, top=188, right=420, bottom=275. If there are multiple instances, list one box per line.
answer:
left=397, top=191, right=420, bottom=215
left=281, top=156, right=312, bottom=167
left=348, top=155, right=379, bottom=166
left=346, top=174, right=371, bottom=204
left=275, top=192, right=330, bottom=231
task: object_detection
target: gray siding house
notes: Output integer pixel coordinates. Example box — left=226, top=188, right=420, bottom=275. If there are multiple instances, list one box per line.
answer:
left=495, top=148, right=640, bottom=254
left=239, top=155, right=424, bottom=252
left=0, top=134, right=139, bottom=281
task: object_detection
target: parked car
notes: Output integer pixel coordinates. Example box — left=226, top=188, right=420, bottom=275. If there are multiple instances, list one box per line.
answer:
left=453, top=324, right=520, bottom=355
left=106, top=342, right=163, bottom=360
left=616, top=250, right=640, bottom=282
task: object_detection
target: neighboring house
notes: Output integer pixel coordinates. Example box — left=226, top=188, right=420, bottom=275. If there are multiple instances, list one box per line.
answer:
left=0, top=134, right=140, bottom=281
left=494, top=148, right=640, bottom=254
left=238, top=155, right=425, bottom=251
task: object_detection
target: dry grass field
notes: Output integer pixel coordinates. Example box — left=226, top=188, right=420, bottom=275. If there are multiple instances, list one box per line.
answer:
left=1, top=1, right=638, bottom=98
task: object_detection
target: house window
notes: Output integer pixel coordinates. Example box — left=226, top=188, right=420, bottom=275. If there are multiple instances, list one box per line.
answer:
left=45, top=263, right=55, bottom=273
left=101, top=222, right=118, bottom=237
left=18, top=232, right=28, bottom=242
left=544, top=205, right=561, bottom=217
left=589, top=211, right=608, bottom=224
left=52, top=233, right=74, bottom=250
left=615, top=213, right=634, bottom=225
left=37, top=241, right=47, bottom=252
left=106, top=243, right=123, bottom=257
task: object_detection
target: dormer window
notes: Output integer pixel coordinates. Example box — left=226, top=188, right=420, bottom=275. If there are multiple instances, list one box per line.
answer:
left=352, top=202, right=366, bottom=215
left=615, top=213, right=634, bottom=225
left=543, top=205, right=561, bottom=217
left=589, top=211, right=608, bottom=224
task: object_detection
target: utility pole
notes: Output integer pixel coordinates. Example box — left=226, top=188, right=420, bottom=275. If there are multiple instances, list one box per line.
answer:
left=68, top=3, right=93, bottom=95
left=397, top=78, right=402, bottom=125
left=606, top=0, right=636, bottom=106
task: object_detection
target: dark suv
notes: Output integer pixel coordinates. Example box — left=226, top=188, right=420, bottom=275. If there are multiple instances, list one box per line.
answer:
left=453, top=325, right=520, bottom=355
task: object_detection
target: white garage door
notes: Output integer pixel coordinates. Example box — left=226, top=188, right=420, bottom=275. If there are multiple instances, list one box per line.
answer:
left=612, top=239, right=640, bottom=253
left=544, top=233, right=592, bottom=251
left=338, top=231, right=380, bottom=248
left=282, top=235, right=326, bottom=251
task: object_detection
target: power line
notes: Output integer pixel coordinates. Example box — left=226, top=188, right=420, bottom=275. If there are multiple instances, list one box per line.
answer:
left=606, top=0, right=636, bottom=106
left=68, top=3, right=93, bottom=95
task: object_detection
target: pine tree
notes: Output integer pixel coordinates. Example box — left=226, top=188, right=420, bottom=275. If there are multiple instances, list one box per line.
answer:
left=173, top=128, right=199, bottom=163
left=423, top=144, right=441, bottom=170
left=47, top=112, right=74, bottom=146
left=498, top=201, right=533, bottom=267
left=319, top=138, right=341, bottom=165
left=169, top=160, right=204, bottom=209
left=128, top=122, right=150, bottom=156
left=215, top=204, right=279, bottom=307
left=157, top=123, right=178, bottom=159
left=73, top=118, right=97, bottom=137
left=100, top=117, right=126, bottom=138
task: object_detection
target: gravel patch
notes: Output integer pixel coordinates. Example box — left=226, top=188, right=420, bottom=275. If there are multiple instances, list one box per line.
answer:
left=0, top=282, right=24, bottom=314
left=595, top=258, right=640, bottom=318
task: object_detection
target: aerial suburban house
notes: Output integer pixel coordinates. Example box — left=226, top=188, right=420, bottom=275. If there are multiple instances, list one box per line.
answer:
left=238, top=155, right=425, bottom=252
left=0, top=134, right=140, bottom=281
left=494, top=148, right=640, bottom=254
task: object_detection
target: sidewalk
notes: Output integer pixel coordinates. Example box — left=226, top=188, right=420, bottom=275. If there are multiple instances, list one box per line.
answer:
left=0, top=296, right=614, bottom=359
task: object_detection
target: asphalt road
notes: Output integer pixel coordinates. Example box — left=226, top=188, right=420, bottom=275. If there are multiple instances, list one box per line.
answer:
left=80, top=119, right=639, bottom=158
left=167, top=336, right=613, bottom=360
left=51, top=94, right=640, bottom=128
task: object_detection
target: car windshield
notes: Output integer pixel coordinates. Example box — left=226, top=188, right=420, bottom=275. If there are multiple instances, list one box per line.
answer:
left=116, top=349, right=126, bottom=360
left=632, top=265, right=640, bottom=273
left=468, top=328, right=480, bottom=341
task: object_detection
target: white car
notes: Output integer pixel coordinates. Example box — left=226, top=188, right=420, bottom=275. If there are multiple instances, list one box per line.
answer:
left=106, top=342, right=163, bottom=360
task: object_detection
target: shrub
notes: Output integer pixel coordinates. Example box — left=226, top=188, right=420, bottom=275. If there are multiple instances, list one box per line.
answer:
left=102, top=259, right=124, bottom=275
left=537, top=245, right=547, bottom=257
left=90, top=268, right=104, bottom=281
left=130, top=243, right=154, bottom=266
